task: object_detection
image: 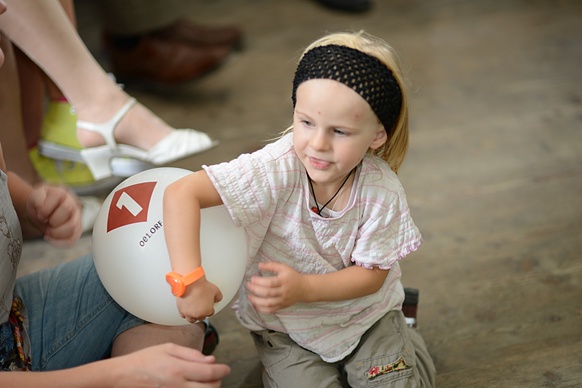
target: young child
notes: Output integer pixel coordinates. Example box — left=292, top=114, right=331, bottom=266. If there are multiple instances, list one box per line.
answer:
left=163, top=30, right=436, bottom=387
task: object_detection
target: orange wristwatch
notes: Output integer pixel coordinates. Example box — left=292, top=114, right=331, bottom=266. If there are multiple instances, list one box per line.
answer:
left=165, top=267, right=205, bottom=297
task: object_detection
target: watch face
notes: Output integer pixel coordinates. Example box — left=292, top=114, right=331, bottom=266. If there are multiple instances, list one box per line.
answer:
left=166, top=274, right=184, bottom=297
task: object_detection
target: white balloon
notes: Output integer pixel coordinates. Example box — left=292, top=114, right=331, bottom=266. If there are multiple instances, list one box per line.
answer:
left=92, top=167, right=247, bottom=325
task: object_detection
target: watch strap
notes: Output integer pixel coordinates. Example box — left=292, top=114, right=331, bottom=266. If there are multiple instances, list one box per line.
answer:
left=181, top=266, right=205, bottom=286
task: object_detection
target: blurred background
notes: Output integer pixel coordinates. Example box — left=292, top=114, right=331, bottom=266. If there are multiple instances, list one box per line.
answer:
left=20, top=0, right=582, bottom=386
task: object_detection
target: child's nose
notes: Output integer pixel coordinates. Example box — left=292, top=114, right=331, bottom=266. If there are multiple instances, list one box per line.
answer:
left=310, top=130, right=329, bottom=150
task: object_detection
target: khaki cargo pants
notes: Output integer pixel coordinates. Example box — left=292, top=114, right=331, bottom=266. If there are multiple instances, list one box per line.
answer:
left=252, top=310, right=436, bottom=387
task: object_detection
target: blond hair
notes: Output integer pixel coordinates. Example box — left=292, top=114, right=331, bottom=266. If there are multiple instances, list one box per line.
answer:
left=289, top=31, right=409, bottom=173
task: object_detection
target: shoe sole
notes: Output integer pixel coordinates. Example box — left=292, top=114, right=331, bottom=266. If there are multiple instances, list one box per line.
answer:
left=71, top=176, right=124, bottom=196
left=39, top=140, right=156, bottom=178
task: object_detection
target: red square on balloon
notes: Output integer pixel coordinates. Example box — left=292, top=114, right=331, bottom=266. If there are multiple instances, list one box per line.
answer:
left=107, top=181, right=157, bottom=232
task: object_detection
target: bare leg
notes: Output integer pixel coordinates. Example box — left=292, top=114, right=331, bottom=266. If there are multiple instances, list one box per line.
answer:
left=1, top=0, right=175, bottom=151
left=15, top=47, right=45, bottom=150
left=7, top=0, right=78, bottom=183
left=112, top=322, right=205, bottom=357
left=15, top=0, right=80, bottom=152
left=44, top=0, right=76, bottom=102
left=0, top=35, right=42, bottom=184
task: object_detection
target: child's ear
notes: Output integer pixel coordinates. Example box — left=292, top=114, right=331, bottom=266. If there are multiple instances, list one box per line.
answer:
left=369, top=126, right=388, bottom=150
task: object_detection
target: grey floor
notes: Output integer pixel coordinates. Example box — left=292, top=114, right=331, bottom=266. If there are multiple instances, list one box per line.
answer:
left=20, top=0, right=582, bottom=386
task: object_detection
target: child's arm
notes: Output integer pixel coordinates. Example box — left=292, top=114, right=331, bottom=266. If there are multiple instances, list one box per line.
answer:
left=163, top=170, right=225, bottom=322
left=247, top=262, right=389, bottom=313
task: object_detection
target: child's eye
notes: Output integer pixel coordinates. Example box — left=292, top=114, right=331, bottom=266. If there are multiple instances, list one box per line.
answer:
left=301, top=120, right=314, bottom=127
left=333, top=128, right=348, bottom=136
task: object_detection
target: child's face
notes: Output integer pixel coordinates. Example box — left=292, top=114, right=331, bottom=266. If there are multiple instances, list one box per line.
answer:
left=293, top=79, right=387, bottom=185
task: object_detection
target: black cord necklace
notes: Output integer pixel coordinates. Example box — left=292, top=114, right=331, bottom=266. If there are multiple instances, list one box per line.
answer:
left=307, top=168, right=354, bottom=216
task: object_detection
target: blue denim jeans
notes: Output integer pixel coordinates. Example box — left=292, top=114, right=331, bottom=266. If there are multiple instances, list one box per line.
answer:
left=14, top=254, right=145, bottom=371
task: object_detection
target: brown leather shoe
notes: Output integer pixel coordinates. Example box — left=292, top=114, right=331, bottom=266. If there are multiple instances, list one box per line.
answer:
left=149, top=19, right=244, bottom=50
left=105, top=35, right=232, bottom=85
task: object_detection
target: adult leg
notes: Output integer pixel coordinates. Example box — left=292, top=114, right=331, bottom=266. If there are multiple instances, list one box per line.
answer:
left=0, top=0, right=169, bottom=150
left=0, top=36, right=40, bottom=184
left=14, top=48, right=44, bottom=152
left=42, top=0, right=76, bottom=103
left=14, top=0, right=74, bottom=149
left=0, top=0, right=214, bottom=170
left=14, top=255, right=205, bottom=370
left=112, top=321, right=204, bottom=357
left=13, top=0, right=118, bottom=196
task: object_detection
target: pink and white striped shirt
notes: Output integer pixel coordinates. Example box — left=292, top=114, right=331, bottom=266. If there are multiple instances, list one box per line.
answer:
left=204, top=133, right=421, bottom=362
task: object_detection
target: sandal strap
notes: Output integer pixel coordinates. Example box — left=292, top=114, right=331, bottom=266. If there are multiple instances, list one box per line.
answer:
left=77, top=97, right=137, bottom=149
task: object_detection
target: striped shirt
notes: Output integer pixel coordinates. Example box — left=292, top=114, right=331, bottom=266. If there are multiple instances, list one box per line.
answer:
left=204, top=133, right=421, bottom=362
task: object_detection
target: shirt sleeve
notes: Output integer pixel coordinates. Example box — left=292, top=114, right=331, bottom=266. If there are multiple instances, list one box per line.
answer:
left=203, top=134, right=297, bottom=227
left=349, top=162, right=422, bottom=269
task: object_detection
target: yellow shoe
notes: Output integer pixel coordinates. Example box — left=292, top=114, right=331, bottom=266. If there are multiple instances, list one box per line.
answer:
left=32, top=102, right=122, bottom=194
left=38, top=99, right=217, bottom=180
left=40, top=99, right=83, bottom=149
left=37, top=100, right=157, bottom=182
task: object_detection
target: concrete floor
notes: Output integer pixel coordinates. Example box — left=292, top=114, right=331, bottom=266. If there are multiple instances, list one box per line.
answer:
left=20, top=0, right=582, bottom=386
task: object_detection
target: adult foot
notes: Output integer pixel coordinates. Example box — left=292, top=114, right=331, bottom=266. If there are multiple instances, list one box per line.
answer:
left=104, top=34, right=232, bottom=85
left=315, top=0, right=372, bottom=13
left=70, top=96, right=215, bottom=180
left=75, top=96, right=177, bottom=152
left=149, top=19, right=244, bottom=50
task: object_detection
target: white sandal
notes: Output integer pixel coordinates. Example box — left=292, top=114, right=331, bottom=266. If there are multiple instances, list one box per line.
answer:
left=39, top=98, right=218, bottom=180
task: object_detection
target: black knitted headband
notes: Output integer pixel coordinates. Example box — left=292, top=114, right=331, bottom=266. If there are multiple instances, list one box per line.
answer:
left=292, top=44, right=402, bottom=134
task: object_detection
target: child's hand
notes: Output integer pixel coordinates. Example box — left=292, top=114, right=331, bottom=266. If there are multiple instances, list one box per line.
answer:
left=177, top=278, right=223, bottom=322
left=26, top=184, right=82, bottom=247
left=247, top=262, right=306, bottom=313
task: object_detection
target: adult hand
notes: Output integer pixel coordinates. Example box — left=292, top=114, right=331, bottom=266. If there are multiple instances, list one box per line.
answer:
left=115, top=343, right=230, bottom=387
left=246, top=261, right=307, bottom=313
left=26, top=184, right=82, bottom=247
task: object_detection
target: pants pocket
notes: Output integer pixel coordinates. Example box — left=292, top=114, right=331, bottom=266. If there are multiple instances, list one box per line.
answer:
left=347, top=311, right=419, bottom=387
left=355, top=352, right=416, bottom=387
